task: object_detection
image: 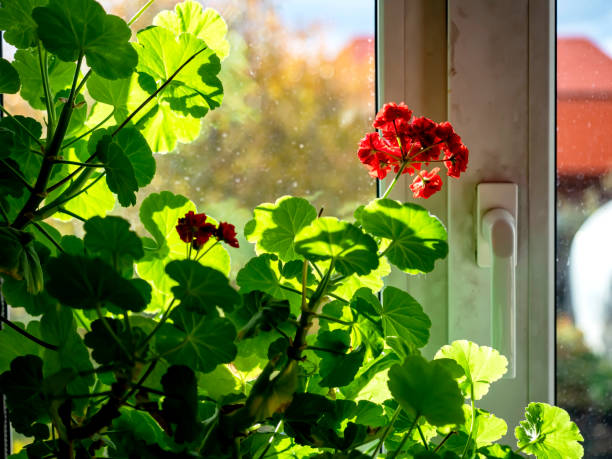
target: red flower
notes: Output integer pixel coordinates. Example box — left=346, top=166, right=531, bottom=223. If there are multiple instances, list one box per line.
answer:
left=194, top=223, right=217, bottom=250
left=444, top=144, right=469, bottom=178
left=217, top=222, right=239, bottom=248
left=409, top=168, right=443, bottom=199
left=176, top=211, right=208, bottom=243
left=373, top=102, right=413, bottom=131
left=357, top=132, right=401, bottom=179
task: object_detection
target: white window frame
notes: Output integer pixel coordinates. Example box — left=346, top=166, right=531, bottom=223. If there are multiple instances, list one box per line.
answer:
left=377, top=0, right=555, bottom=429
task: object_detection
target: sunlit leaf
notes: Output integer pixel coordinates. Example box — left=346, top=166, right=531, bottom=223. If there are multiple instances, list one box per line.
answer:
left=388, top=355, right=465, bottom=426
left=153, top=0, right=230, bottom=60
left=0, top=0, right=46, bottom=48
left=95, top=134, right=138, bottom=207
left=0, top=58, right=20, bottom=94
left=357, top=198, right=448, bottom=274
left=295, top=217, right=379, bottom=276
left=33, top=0, right=137, bottom=79
left=331, top=256, right=391, bottom=301
left=515, top=403, right=583, bottom=459
left=156, top=308, right=237, bottom=373
left=434, top=340, right=508, bottom=400
left=244, top=196, right=317, bottom=262
left=12, top=48, right=75, bottom=110
left=131, top=26, right=223, bottom=152
left=0, top=115, right=43, bottom=181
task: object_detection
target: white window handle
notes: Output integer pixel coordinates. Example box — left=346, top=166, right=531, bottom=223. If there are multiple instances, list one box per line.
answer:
left=476, top=184, right=518, bottom=379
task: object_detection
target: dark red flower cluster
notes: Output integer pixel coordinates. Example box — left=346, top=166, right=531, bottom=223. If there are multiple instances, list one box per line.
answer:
left=357, top=102, right=469, bottom=198
left=176, top=211, right=239, bottom=250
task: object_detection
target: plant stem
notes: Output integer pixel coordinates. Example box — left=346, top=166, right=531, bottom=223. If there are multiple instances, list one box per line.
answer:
left=57, top=207, right=86, bottom=222
left=38, top=41, right=55, bottom=138
left=416, top=424, right=428, bottom=450
left=137, top=298, right=176, bottom=353
left=256, top=419, right=283, bottom=459
left=381, top=160, right=408, bottom=199
left=111, top=47, right=208, bottom=138
left=389, top=415, right=419, bottom=459
left=12, top=53, right=84, bottom=229
left=53, top=159, right=105, bottom=167
left=73, top=70, right=91, bottom=98
left=128, top=0, right=156, bottom=26
left=313, top=313, right=353, bottom=326
left=0, top=203, right=9, bottom=223
left=461, top=384, right=477, bottom=458
left=31, top=221, right=65, bottom=254
left=371, top=405, right=402, bottom=458
left=121, top=359, right=159, bottom=403
left=306, top=346, right=346, bottom=355
left=0, top=104, right=45, bottom=149
left=0, top=159, right=33, bottom=192
left=60, top=109, right=115, bottom=151
left=35, top=172, right=104, bottom=221
left=0, top=315, right=59, bottom=350
left=433, top=431, right=456, bottom=453
left=195, top=240, right=220, bottom=262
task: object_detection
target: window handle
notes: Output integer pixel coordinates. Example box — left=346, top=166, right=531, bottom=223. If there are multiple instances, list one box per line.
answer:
left=477, top=184, right=518, bottom=379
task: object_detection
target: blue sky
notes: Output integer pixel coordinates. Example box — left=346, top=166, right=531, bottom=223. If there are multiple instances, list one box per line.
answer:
left=558, top=0, right=612, bottom=56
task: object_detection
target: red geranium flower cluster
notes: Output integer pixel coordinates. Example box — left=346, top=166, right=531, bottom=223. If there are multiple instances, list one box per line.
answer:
left=176, top=211, right=239, bottom=250
left=357, top=102, right=469, bottom=198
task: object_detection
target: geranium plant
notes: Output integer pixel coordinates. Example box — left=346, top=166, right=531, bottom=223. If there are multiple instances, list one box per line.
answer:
left=0, top=1, right=583, bottom=458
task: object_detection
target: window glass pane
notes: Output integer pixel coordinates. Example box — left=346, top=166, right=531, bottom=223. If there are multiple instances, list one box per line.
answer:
left=2, top=0, right=375, bottom=453
left=557, top=2, right=612, bottom=456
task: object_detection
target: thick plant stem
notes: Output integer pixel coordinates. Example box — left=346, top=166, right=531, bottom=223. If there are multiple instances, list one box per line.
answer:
left=12, top=53, right=84, bottom=229
left=0, top=314, right=58, bottom=350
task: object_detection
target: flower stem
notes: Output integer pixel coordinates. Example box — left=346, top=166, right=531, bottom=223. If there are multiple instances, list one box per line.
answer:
left=128, top=0, right=156, bottom=26
left=416, top=424, right=429, bottom=450
left=381, top=161, right=408, bottom=199
left=433, top=431, right=456, bottom=453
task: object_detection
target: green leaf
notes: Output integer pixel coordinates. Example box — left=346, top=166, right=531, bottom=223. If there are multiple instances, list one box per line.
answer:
left=153, top=0, right=230, bottom=60
left=94, top=134, right=138, bottom=207
left=357, top=198, right=448, bottom=274
left=0, top=0, right=46, bottom=48
left=331, top=256, right=391, bottom=301
left=32, top=0, right=137, bottom=79
left=90, top=126, right=156, bottom=188
left=295, top=217, right=379, bottom=276
left=0, top=58, right=20, bottom=94
left=166, top=259, right=239, bottom=315
left=0, top=322, right=42, bottom=373
left=129, top=26, right=223, bottom=152
left=46, top=253, right=148, bottom=312
left=157, top=308, right=237, bottom=373
left=59, top=171, right=116, bottom=221
left=388, top=355, right=465, bottom=427
left=161, top=365, right=201, bottom=443
left=515, top=402, right=583, bottom=459
left=12, top=48, right=75, bottom=110
left=244, top=196, right=317, bottom=262
left=84, top=216, right=144, bottom=273
left=84, top=318, right=146, bottom=365
left=470, top=407, right=507, bottom=448
left=477, top=444, right=523, bottom=458
left=113, top=407, right=166, bottom=447
left=86, top=72, right=146, bottom=122
left=40, top=305, right=94, bottom=397
left=434, top=340, right=508, bottom=400
left=235, top=290, right=290, bottom=339
left=0, top=115, right=43, bottom=181
left=314, top=330, right=366, bottom=388
left=0, top=355, right=48, bottom=436
left=0, top=227, right=43, bottom=293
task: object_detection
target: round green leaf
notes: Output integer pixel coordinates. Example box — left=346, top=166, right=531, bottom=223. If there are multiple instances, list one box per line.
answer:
left=515, top=402, right=583, bottom=459
left=157, top=309, right=237, bottom=373
left=0, top=58, right=20, bottom=94
left=13, top=47, right=75, bottom=110
left=0, top=115, right=43, bottom=182
left=236, top=254, right=301, bottom=303
left=0, top=0, right=46, bottom=48
left=244, top=196, right=317, bottom=262
left=153, top=0, right=230, bottom=60
left=166, top=259, right=239, bottom=315
left=358, top=198, right=448, bottom=274
left=0, top=322, right=43, bottom=373
left=32, top=0, right=137, bottom=79
left=295, top=217, right=379, bottom=276
left=95, top=135, right=138, bottom=207
left=45, top=254, right=148, bottom=312
left=130, top=26, right=223, bottom=152
left=388, top=355, right=465, bottom=427
left=84, top=216, right=144, bottom=272
left=434, top=340, right=508, bottom=400
left=314, top=330, right=366, bottom=388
